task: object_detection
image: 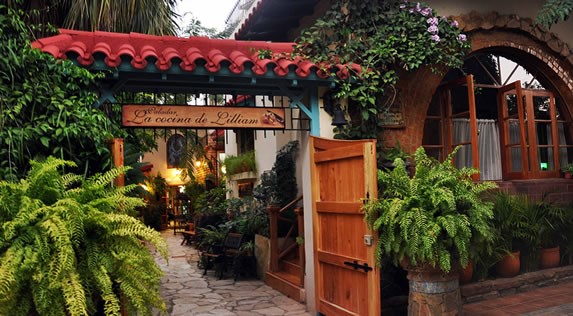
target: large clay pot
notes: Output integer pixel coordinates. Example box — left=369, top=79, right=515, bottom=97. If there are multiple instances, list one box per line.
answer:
left=496, top=251, right=520, bottom=278
left=540, top=246, right=560, bottom=269
left=403, top=261, right=461, bottom=316
left=459, top=260, right=473, bottom=284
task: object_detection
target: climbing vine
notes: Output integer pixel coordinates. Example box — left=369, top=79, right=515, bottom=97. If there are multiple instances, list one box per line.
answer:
left=295, top=0, right=470, bottom=139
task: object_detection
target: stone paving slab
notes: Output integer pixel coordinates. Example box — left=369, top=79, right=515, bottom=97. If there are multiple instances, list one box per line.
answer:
left=154, top=231, right=311, bottom=316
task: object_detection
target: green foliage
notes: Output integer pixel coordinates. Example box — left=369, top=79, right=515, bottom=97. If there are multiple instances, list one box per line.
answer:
left=562, top=163, right=573, bottom=173
left=8, top=0, right=178, bottom=36
left=363, top=147, right=497, bottom=273
left=225, top=197, right=270, bottom=239
left=0, top=157, right=168, bottom=315
left=252, top=141, right=299, bottom=207
left=142, top=204, right=165, bottom=231
left=295, top=0, right=470, bottom=139
left=146, top=172, right=167, bottom=202
left=224, top=151, right=257, bottom=176
left=536, top=0, right=573, bottom=28
left=0, top=6, right=123, bottom=180
left=193, top=183, right=229, bottom=216
left=273, top=141, right=299, bottom=207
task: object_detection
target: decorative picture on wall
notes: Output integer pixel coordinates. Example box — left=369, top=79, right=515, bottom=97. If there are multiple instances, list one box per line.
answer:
left=167, top=134, right=186, bottom=168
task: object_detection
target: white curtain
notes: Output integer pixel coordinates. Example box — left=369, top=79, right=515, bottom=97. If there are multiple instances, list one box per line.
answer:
left=452, top=119, right=502, bottom=180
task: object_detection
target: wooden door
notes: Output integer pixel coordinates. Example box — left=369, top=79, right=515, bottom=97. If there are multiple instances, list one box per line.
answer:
left=310, top=137, right=380, bottom=316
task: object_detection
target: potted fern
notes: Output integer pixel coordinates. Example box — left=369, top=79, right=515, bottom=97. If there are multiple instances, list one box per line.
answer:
left=0, top=157, right=167, bottom=316
left=364, top=147, right=497, bottom=315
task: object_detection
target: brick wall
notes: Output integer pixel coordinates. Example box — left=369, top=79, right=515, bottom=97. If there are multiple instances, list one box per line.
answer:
left=496, top=179, right=573, bottom=205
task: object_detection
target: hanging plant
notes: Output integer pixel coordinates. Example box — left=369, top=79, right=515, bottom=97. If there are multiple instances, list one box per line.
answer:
left=295, top=0, right=470, bottom=139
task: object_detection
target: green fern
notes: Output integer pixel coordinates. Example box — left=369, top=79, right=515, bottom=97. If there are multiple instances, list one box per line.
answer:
left=363, top=147, right=497, bottom=273
left=0, top=157, right=167, bottom=315
left=536, top=0, right=573, bottom=28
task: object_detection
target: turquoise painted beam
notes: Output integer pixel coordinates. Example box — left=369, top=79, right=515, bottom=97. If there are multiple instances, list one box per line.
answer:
left=309, top=88, right=320, bottom=136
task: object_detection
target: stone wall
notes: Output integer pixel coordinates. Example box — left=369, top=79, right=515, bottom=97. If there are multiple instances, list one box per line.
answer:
left=461, top=265, right=573, bottom=303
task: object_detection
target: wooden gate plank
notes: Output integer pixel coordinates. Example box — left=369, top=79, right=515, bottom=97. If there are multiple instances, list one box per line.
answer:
left=310, top=136, right=380, bottom=316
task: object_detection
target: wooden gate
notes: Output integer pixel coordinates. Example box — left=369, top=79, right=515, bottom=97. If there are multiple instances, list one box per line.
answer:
left=310, top=137, right=380, bottom=316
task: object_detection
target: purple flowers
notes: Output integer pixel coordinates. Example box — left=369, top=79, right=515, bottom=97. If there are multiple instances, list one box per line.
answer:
left=427, top=17, right=438, bottom=25
left=420, top=7, right=432, bottom=16
left=426, top=13, right=439, bottom=36
left=427, top=25, right=439, bottom=34
left=399, top=1, right=465, bottom=45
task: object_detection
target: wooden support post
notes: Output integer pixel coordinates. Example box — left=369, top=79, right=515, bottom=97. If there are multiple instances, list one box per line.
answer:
left=268, top=205, right=280, bottom=272
left=295, top=207, right=305, bottom=286
left=109, top=138, right=125, bottom=187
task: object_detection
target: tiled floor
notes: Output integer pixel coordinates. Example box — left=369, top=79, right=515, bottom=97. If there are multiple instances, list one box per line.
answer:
left=464, top=280, right=573, bottom=315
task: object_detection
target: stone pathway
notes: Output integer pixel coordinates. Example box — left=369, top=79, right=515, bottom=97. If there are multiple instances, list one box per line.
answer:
left=154, top=231, right=311, bottom=316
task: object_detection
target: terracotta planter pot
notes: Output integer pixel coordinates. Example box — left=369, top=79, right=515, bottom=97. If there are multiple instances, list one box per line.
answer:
left=402, top=261, right=461, bottom=316
left=496, top=251, right=520, bottom=278
left=565, top=172, right=572, bottom=179
left=459, top=260, right=473, bottom=284
left=540, top=246, right=560, bottom=269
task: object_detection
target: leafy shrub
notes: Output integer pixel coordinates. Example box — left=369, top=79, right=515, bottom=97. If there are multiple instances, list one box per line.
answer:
left=0, top=157, right=167, bottom=315
left=363, top=147, right=497, bottom=273
left=224, top=151, right=257, bottom=176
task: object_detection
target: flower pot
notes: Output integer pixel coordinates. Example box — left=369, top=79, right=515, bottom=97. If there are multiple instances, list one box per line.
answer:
left=540, top=246, right=560, bottom=269
left=565, top=172, right=572, bottom=179
left=459, top=260, right=473, bottom=284
left=496, top=251, right=520, bottom=278
left=403, top=262, right=461, bottom=315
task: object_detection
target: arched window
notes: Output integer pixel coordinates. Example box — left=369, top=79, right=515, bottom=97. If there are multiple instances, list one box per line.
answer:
left=423, top=53, right=573, bottom=180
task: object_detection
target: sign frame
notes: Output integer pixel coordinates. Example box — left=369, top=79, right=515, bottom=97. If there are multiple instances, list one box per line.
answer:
left=122, top=104, right=286, bottom=130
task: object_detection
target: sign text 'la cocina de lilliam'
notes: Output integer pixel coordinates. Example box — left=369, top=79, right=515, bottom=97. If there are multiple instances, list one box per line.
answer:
left=122, top=105, right=286, bottom=129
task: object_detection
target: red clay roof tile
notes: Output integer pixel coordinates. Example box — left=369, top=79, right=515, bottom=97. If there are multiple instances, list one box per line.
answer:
left=32, top=29, right=358, bottom=80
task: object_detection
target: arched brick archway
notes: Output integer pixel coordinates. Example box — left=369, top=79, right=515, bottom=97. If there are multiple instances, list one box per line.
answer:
left=384, top=13, right=573, bottom=154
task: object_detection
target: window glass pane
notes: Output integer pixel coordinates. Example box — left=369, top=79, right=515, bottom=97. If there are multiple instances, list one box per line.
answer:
left=510, top=147, right=523, bottom=172
left=536, top=122, right=553, bottom=145
left=423, top=119, right=442, bottom=145
left=454, top=144, right=472, bottom=169
left=505, top=93, right=518, bottom=117
left=451, top=86, right=469, bottom=116
left=508, top=120, right=521, bottom=145
left=532, top=95, right=551, bottom=120
left=558, top=122, right=572, bottom=145
left=427, top=93, right=442, bottom=116
left=559, top=147, right=573, bottom=165
left=537, top=147, right=555, bottom=171
left=425, top=148, right=443, bottom=161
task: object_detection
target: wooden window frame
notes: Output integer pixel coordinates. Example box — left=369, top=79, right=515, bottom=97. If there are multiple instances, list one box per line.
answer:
left=424, top=78, right=570, bottom=181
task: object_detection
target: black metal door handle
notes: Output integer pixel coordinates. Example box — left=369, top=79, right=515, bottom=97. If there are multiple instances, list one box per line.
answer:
left=343, top=260, right=373, bottom=273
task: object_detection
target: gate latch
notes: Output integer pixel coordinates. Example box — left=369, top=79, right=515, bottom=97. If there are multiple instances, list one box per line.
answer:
left=343, top=260, right=373, bottom=273
left=364, top=235, right=374, bottom=246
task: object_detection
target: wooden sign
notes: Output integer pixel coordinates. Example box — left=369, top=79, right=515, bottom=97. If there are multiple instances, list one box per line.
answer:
left=379, top=103, right=405, bottom=128
left=122, top=105, right=286, bottom=129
